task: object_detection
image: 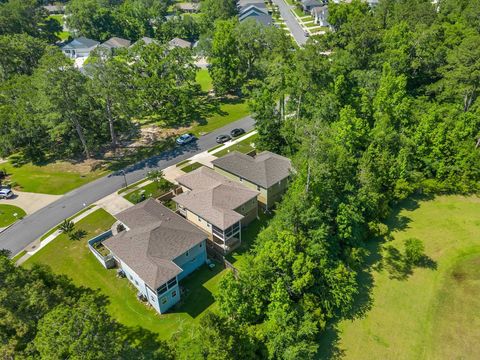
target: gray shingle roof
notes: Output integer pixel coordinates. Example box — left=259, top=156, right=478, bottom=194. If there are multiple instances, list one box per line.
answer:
left=100, top=37, right=131, bottom=49
left=103, top=199, right=207, bottom=289
left=61, top=37, right=99, bottom=50
left=168, top=37, right=192, bottom=49
left=173, top=167, right=258, bottom=229
left=212, top=151, right=292, bottom=188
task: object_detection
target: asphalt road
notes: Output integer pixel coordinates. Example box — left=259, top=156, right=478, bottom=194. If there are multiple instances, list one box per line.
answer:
left=1, top=116, right=255, bottom=256
left=272, top=0, right=308, bottom=46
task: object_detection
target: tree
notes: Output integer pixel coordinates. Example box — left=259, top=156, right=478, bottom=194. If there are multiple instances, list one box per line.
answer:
left=199, top=0, right=237, bottom=34
left=208, top=19, right=241, bottom=95
left=404, top=238, right=425, bottom=265
left=59, top=219, right=75, bottom=235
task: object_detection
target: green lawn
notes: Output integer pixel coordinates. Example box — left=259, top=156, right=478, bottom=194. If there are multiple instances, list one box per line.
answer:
left=214, top=133, right=258, bottom=158
left=323, top=195, right=480, bottom=360
left=123, top=180, right=175, bottom=204
left=180, top=162, right=203, bottom=173
left=48, top=14, right=71, bottom=41
left=196, top=69, right=213, bottom=92
left=1, top=161, right=108, bottom=195
left=191, top=99, right=250, bottom=136
left=23, top=208, right=228, bottom=339
left=0, top=204, right=26, bottom=227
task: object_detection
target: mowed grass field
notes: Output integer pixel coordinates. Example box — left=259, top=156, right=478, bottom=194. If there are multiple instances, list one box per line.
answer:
left=324, top=195, right=480, bottom=360
left=2, top=161, right=108, bottom=195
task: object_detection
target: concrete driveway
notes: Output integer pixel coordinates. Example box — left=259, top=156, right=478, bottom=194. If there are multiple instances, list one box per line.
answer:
left=1, top=191, right=61, bottom=215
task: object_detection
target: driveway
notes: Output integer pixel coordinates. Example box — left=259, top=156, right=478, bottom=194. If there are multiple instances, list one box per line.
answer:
left=0, top=191, right=61, bottom=215
left=0, top=115, right=255, bottom=256
left=272, top=0, right=308, bottom=45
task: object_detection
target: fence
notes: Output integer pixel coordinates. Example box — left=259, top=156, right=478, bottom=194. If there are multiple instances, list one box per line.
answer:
left=88, top=230, right=115, bottom=269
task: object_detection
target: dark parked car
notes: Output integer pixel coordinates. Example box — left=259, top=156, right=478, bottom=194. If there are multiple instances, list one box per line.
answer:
left=230, top=128, right=245, bottom=137
left=216, top=134, right=231, bottom=144
left=176, top=133, right=196, bottom=145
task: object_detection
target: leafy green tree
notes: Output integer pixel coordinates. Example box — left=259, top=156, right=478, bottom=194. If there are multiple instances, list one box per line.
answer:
left=404, top=238, right=425, bottom=265
left=199, top=0, right=237, bottom=34
left=0, top=34, right=46, bottom=80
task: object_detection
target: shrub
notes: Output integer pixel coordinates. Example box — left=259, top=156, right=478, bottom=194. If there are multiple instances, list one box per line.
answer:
left=404, top=238, right=425, bottom=265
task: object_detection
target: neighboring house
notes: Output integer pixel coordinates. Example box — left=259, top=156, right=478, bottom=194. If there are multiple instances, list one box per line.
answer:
left=43, top=4, right=65, bottom=14
left=173, top=167, right=259, bottom=254
left=212, top=151, right=292, bottom=210
left=176, top=2, right=199, bottom=13
left=99, top=36, right=131, bottom=55
left=102, top=199, right=207, bottom=314
left=311, top=5, right=329, bottom=27
left=131, top=36, right=159, bottom=47
left=238, top=0, right=273, bottom=26
left=301, top=0, right=322, bottom=12
left=168, top=37, right=193, bottom=49
left=61, top=37, right=99, bottom=59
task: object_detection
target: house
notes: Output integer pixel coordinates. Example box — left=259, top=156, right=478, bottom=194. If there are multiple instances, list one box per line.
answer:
left=43, top=4, right=65, bottom=14
left=101, top=199, right=208, bottom=314
left=301, top=0, right=323, bottom=12
left=61, top=37, right=99, bottom=59
left=173, top=167, right=259, bottom=254
left=176, top=2, right=200, bottom=13
left=131, top=36, right=159, bottom=47
left=168, top=37, right=193, bottom=49
left=311, top=5, right=329, bottom=27
left=238, top=0, right=273, bottom=26
left=212, top=151, right=292, bottom=210
left=99, top=36, right=131, bottom=55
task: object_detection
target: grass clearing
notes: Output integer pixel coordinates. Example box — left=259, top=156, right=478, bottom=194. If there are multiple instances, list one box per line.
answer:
left=23, top=208, right=228, bottom=338
left=176, top=159, right=191, bottom=167
left=324, top=195, right=480, bottom=360
left=214, top=134, right=258, bottom=158
left=196, top=69, right=213, bottom=92
left=0, top=204, right=26, bottom=227
left=1, top=160, right=108, bottom=195
left=48, top=14, right=71, bottom=41
left=123, top=180, right=175, bottom=204
left=180, top=162, right=203, bottom=173
left=191, top=99, right=249, bottom=136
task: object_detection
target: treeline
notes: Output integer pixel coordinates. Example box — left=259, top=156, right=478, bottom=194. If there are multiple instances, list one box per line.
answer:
left=209, top=0, right=480, bottom=358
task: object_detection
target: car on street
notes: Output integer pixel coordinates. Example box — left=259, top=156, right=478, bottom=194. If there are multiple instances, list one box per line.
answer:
left=216, top=134, right=231, bottom=144
left=0, top=188, right=14, bottom=199
left=176, top=133, right=196, bottom=145
left=230, top=128, right=245, bottom=137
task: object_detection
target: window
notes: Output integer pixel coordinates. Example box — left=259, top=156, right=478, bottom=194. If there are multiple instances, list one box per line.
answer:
left=199, top=242, right=203, bottom=248
left=172, top=290, right=177, bottom=298
left=256, top=185, right=260, bottom=191
left=157, top=284, right=167, bottom=295
left=134, top=280, right=139, bottom=286
left=241, top=206, right=245, bottom=211
left=167, top=277, right=177, bottom=289
left=239, top=177, right=243, bottom=182
left=185, top=251, right=189, bottom=257
left=161, top=297, right=167, bottom=305
left=197, top=216, right=201, bottom=222
left=150, top=295, right=156, bottom=302
left=129, top=275, right=133, bottom=280
left=207, top=223, right=211, bottom=228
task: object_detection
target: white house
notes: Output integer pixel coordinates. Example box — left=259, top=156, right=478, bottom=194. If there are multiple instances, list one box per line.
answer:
left=311, top=6, right=329, bottom=27
left=61, top=37, right=99, bottom=59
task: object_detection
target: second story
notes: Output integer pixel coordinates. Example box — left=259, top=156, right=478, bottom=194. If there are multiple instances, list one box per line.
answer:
left=211, top=151, right=292, bottom=209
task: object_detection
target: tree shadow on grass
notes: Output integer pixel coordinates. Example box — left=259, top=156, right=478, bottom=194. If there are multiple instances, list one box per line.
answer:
left=316, top=194, right=437, bottom=359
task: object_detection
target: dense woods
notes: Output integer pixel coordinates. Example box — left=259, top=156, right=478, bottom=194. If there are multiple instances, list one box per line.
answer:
left=1, top=0, right=479, bottom=359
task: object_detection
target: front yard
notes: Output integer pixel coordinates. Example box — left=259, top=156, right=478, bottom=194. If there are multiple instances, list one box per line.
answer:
left=213, top=133, right=258, bottom=157
left=23, top=208, right=228, bottom=339
left=0, top=204, right=26, bottom=227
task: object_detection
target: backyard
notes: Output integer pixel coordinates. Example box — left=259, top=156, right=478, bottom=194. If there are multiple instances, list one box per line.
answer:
left=195, top=69, right=213, bottom=92
left=319, top=195, right=480, bottom=360
left=48, top=14, right=70, bottom=41
left=23, top=208, right=228, bottom=339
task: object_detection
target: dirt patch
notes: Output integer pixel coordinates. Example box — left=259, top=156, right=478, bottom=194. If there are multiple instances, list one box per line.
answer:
left=451, top=270, right=466, bottom=282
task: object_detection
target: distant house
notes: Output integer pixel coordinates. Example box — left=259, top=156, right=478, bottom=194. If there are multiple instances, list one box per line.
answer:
left=61, top=37, right=99, bottom=59
left=173, top=167, right=259, bottom=254
left=43, top=4, right=65, bottom=14
left=101, top=199, right=208, bottom=314
left=131, top=36, right=160, bottom=47
left=99, top=36, right=131, bottom=55
left=301, top=0, right=322, bottom=12
left=176, top=2, right=199, bottom=13
left=168, top=37, right=193, bottom=49
left=238, top=0, right=273, bottom=26
left=212, top=151, right=292, bottom=210
left=311, top=5, right=329, bottom=27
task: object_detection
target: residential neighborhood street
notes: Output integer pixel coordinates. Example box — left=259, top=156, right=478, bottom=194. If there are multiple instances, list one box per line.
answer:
left=272, top=0, right=308, bottom=45
left=0, top=116, right=255, bottom=256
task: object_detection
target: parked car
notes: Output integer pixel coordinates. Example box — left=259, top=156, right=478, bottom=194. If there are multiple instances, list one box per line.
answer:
left=176, top=133, right=196, bottom=145
left=230, top=128, right=245, bottom=137
left=0, top=188, right=13, bottom=199
left=216, top=134, right=231, bottom=144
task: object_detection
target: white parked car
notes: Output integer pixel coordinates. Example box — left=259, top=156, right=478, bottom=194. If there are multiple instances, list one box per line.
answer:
left=0, top=188, right=13, bottom=199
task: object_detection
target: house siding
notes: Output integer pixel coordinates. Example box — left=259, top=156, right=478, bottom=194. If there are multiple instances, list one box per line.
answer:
left=173, top=240, right=207, bottom=281
left=213, top=166, right=288, bottom=209
left=185, top=209, right=212, bottom=235
left=235, top=197, right=258, bottom=226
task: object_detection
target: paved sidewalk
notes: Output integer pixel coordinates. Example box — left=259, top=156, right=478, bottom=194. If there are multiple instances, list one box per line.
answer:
left=1, top=191, right=61, bottom=215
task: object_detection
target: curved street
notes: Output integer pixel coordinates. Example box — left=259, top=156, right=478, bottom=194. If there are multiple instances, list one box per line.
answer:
left=0, top=116, right=255, bottom=256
